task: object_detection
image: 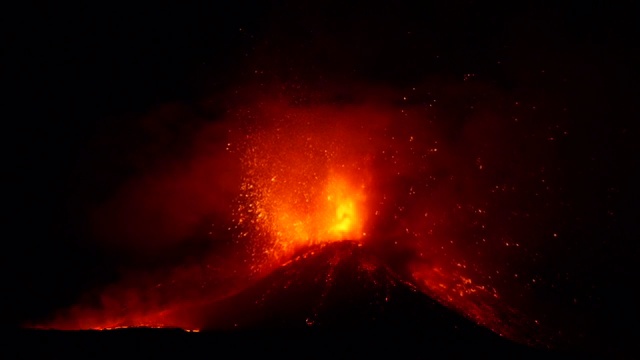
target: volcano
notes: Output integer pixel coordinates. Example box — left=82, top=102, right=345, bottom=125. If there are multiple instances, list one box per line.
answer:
left=12, top=242, right=545, bottom=358
left=6, top=1, right=635, bottom=358
left=187, top=241, right=509, bottom=334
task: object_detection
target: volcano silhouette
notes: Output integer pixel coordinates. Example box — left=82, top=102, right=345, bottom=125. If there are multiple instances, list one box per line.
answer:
left=13, top=241, right=543, bottom=357
left=168, top=241, right=538, bottom=356
left=197, top=241, right=483, bottom=330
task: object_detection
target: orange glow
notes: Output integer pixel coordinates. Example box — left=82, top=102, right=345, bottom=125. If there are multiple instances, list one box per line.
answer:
left=234, top=101, right=374, bottom=269
left=35, top=88, right=554, bottom=349
left=326, top=175, right=364, bottom=239
left=258, top=172, right=366, bottom=254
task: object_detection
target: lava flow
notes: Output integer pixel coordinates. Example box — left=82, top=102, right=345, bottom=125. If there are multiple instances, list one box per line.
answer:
left=35, top=84, right=564, bottom=349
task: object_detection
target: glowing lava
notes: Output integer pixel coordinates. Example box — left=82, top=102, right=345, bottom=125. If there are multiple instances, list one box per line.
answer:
left=233, top=100, right=373, bottom=270
left=242, top=170, right=367, bottom=265
left=35, top=86, right=563, bottom=350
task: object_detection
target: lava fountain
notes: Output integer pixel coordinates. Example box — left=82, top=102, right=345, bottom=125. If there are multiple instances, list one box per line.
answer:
left=232, top=99, right=375, bottom=272
left=34, top=84, right=559, bottom=349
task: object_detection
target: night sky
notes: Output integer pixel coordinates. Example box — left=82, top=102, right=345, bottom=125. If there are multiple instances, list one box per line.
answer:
left=5, top=1, right=638, bottom=356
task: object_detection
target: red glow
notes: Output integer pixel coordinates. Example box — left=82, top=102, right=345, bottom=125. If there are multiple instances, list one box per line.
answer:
left=35, top=85, right=555, bottom=348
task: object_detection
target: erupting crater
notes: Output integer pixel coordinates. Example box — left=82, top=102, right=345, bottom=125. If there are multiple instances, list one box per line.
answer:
left=35, top=88, right=554, bottom=350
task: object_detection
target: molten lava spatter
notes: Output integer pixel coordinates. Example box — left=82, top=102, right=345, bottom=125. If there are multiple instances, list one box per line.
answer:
left=37, top=85, right=567, bottom=350
left=233, top=102, right=371, bottom=270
